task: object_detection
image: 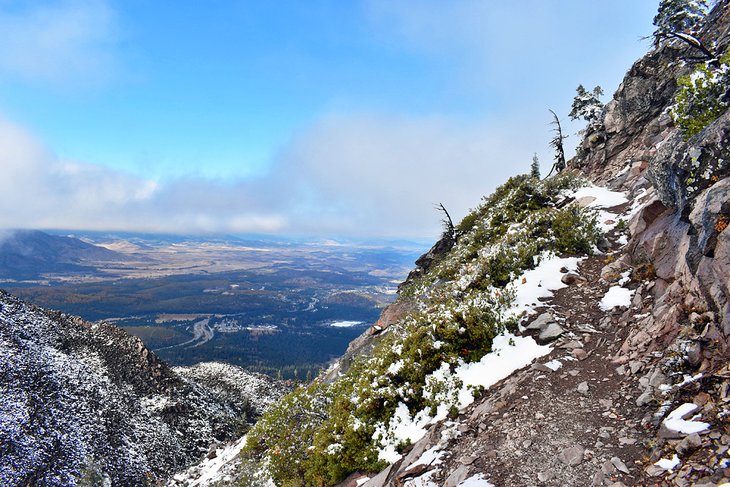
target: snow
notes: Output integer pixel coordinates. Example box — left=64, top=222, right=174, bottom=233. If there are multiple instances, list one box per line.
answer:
left=453, top=333, right=551, bottom=409
left=571, top=185, right=628, bottom=208
left=185, top=436, right=249, bottom=487
left=511, top=253, right=581, bottom=317
left=403, top=469, right=439, bottom=487
left=544, top=359, right=563, bottom=371
left=654, top=454, right=680, bottom=471
left=376, top=404, right=431, bottom=463
left=388, top=360, right=405, bottom=376
left=406, top=445, right=446, bottom=470
left=375, top=331, right=550, bottom=463
left=329, top=320, right=364, bottom=328
left=356, top=478, right=371, bottom=486
left=458, top=474, right=495, bottom=487
left=659, top=373, right=703, bottom=394
left=663, top=403, right=710, bottom=434
left=599, top=286, right=635, bottom=311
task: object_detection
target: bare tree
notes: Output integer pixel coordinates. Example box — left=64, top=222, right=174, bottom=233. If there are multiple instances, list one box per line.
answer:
left=435, top=202, right=455, bottom=241
left=655, top=30, right=717, bottom=63
left=546, top=109, right=567, bottom=178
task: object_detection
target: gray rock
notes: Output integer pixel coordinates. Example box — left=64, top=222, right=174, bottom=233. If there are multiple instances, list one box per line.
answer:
left=443, top=464, right=470, bottom=487
left=611, top=456, right=630, bottom=474
left=561, top=272, right=585, bottom=285
left=636, top=390, right=654, bottom=407
left=537, top=471, right=554, bottom=482
left=646, top=464, right=667, bottom=477
left=539, top=323, right=566, bottom=341
left=525, top=312, right=555, bottom=331
left=676, top=432, right=703, bottom=455
left=648, top=368, right=667, bottom=388
left=577, top=381, right=590, bottom=395
left=558, top=445, right=585, bottom=466
left=602, top=460, right=617, bottom=475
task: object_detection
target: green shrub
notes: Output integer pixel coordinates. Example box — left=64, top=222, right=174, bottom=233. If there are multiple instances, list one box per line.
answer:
left=240, top=171, right=602, bottom=486
left=672, top=50, right=730, bottom=138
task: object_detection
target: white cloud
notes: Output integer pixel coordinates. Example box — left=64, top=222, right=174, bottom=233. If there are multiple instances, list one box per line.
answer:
left=0, top=113, right=536, bottom=238
left=0, top=1, right=659, bottom=238
left=273, top=112, right=528, bottom=236
left=0, top=0, right=118, bottom=84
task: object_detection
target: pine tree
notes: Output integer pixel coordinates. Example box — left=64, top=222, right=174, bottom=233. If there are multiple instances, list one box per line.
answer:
left=653, top=0, right=709, bottom=39
left=569, top=85, right=604, bottom=132
left=530, top=153, right=541, bottom=179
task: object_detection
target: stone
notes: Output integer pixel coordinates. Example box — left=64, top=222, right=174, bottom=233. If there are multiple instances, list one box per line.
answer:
left=611, top=456, right=630, bottom=474
left=539, top=323, right=566, bottom=341
left=558, top=445, right=585, bottom=466
left=648, top=368, right=667, bottom=388
left=629, top=361, right=643, bottom=374
left=443, top=465, right=470, bottom=487
left=602, top=460, right=617, bottom=475
left=646, top=464, right=667, bottom=477
left=577, top=381, right=590, bottom=395
left=572, top=348, right=588, bottom=361
left=459, top=455, right=478, bottom=465
left=537, top=471, right=554, bottom=482
left=676, top=433, right=703, bottom=455
left=525, top=312, right=555, bottom=331
left=561, top=272, right=586, bottom=285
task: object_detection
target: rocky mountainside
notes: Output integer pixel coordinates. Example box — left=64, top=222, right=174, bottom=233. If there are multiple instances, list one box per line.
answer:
left=0, top=289, right=288, bottom=486
left=227, top=2, right=730, bottom=486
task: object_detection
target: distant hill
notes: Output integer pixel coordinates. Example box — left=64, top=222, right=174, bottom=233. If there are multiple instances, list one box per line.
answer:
left=0, top=229, right=128, bottom=280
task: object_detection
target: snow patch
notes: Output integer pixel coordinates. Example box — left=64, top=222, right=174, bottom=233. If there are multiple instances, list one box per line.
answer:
left=599, top=286, right=634, bottom=311
left=663, top=403, right=710, bottom=434
left=458, top=474, right=495, bottom=487
left=543, top=359, right=563, bottom=371
left=453, top=333, right=551, bottom=409
left=654, top=454, right=680, bottom=471
left=571, top=186, right=628, bottom=208
left=511, top=253, right=581, bottom=317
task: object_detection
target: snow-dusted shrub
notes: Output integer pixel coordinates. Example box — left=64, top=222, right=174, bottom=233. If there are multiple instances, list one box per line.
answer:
left=653, top=0, right=709, bottom=40
left=671, top=50, right=730, bottom=138
left=569, top=84, right=604, bottom=136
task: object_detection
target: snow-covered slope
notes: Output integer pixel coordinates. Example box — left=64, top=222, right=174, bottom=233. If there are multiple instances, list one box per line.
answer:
left=0, top=290, right=288, bottom=486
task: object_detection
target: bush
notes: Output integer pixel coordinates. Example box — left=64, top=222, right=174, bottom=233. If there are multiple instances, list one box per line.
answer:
left=240, top=172, right=603, bottom=486
left=672, top=50, right=730, bottom=138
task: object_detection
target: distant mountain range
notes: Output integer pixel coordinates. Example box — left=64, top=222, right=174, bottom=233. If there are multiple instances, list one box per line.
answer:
left=0, top=230, right=128, bottom=280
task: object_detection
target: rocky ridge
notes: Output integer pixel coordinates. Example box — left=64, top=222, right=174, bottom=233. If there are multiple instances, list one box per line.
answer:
left=332, top=2, right=730, bottom=486
left=0, top=290, right=288, bottom=486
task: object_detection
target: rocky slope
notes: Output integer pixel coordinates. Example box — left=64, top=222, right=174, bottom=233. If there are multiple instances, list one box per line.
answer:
left=344, top=2, right=730, bottom=486
left=0, top=290, right=288, bottom=486
left=227, top=2, right=730, bottom=486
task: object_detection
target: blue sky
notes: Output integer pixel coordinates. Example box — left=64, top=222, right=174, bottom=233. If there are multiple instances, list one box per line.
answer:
left=0, top=0, right=658, bottom=238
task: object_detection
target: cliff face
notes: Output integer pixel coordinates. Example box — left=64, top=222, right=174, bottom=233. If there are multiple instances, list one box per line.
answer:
left=0, top=290, right=288, bottom=486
